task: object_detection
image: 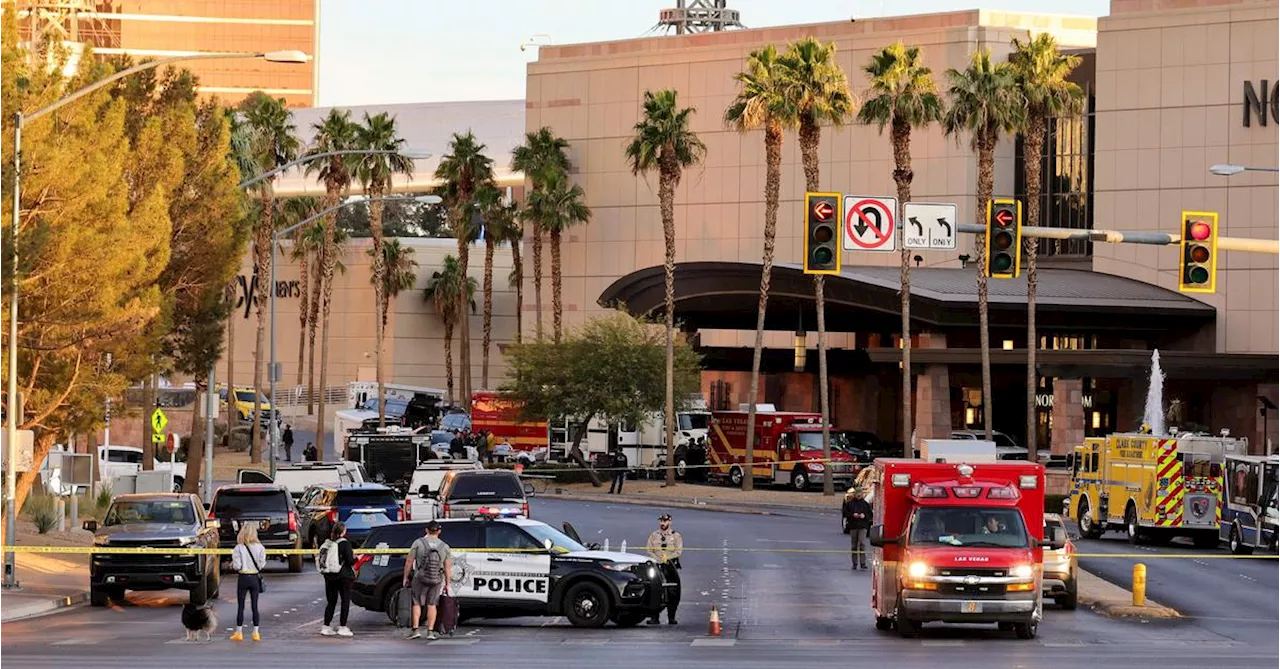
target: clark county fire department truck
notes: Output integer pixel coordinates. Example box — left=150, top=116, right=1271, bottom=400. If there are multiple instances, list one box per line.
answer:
left=1067, top=431, right=1248, bottom=547
left=868, top=460, right=1059, bottom=639
left=706, top=410, right=857, bottom=490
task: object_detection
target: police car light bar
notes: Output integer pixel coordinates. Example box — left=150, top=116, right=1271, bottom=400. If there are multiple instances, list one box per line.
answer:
left=475, top=507, right=523, bottom=518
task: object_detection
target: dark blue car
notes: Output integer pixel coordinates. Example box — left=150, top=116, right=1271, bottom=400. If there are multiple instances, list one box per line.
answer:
left=296, top=483, right=401, bottom=548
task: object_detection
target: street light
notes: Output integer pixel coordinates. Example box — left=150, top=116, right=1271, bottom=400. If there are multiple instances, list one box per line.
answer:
left=266, top=194, right=442, bottom=476
left=1209, top=164, right=1280, bottom=176
left=4, top=49, right=306, bottom=590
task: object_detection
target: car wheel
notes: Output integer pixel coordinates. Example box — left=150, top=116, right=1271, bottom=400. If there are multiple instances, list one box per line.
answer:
left=1230, top=525, right=1254, bottom=555
left=1058, top=580, right=1078, bottom=610
left=1125, top=505, right=1144, bottom=545
left=1078, top=498, right=1103, bottom=539
left=874, top=616, right=893, bottom=631
left=564, top=581, right=611, bottom=628
left=615, top=612, right=647, bottom=628
left=172, top=477, right=184, bottom=492
left=729, top=467, right=744, bottom=487
left=1013, top=621, right=1038, bottom=639
left=791, top=468, right=809, bottom=491
left=895, top=603, right=919, bottom=639
left=90, top=586, right=109, bottom=607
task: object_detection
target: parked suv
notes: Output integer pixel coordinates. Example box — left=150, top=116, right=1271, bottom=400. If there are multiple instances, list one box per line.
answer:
left=436, top=469, right=531, bottom=519
left=297, top=483, right=402, bottom=549
left=209, top=484, right=303, bottom=572
left=84, top=493, right=220, bottom=606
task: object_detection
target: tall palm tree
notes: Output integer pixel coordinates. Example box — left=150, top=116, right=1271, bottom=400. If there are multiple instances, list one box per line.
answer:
left=425, top=255, right=477, bottom=405
left=354, top=112, right=415, bottom=426
left=781, top=37, right=855, bottom=497
left=283, top=197, right=320, bottom=389
left=944, top=48, right=1026, bottom=440
left=240, top=93, right=300, bottom=463
left=857, top=42, right=944, bottom=457
left=526, top=171, right=592, bottom=343
left=224, top=112, right=255, bottom=435
left=369, top=237, right=419, bottom=336
left=304, top=109, right=359, bottom=451
left=511, top=128, right=572, bottom=340
left=477, top=184, right=520, bottom=386
left=724, top=47, right=790, bottom=491
left=626, top=89, right=707, bottom=487
left=1011, top=34, right=1084, bottom=458
left=435, top=132, right=494, bottom=407
left=505, top=217, right=525, bottom=345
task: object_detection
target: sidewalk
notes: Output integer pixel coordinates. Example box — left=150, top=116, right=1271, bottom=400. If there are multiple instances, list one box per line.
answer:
left=0, top=552, right=90, bottom=622
left=1076, top=569, right=1179, bottom=619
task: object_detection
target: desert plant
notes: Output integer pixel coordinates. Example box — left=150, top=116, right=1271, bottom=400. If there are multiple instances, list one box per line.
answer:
left=25, top=494, right=60, bottom=534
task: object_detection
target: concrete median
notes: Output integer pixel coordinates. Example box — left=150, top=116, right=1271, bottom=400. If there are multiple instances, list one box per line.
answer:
left=1076, top=569, right=1180, bottom=619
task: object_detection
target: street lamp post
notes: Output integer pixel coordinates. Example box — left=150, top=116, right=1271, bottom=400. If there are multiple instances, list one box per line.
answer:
left=1209, top=164, right=1280, bottom=176
left=267, top=194, right=440, bottom=477
left=3, top=49, right=307, bottom=589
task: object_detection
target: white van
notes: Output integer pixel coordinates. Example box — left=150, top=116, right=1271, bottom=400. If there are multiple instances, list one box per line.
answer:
left=238, top=461, right=366, bottom=500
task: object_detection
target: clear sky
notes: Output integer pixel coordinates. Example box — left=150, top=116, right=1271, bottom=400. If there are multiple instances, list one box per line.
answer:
left=316, top=0, right=1109, bottom=107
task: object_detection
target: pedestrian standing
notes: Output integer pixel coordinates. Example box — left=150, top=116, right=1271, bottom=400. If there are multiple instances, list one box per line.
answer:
left=230, top=523, right=267, bottom=641
left=485, top=431, right=497, bottom=465
left=844, top=487, right=873, bottom=570
left=645, top=513, right=683, bottom=625
left=282, top=424, right=295, bottom=462
left=403, top=521, right=453, bottom=640
left=318, top=522, right=355, bottom=637
left=608, top=448, right=629, bottom=494
left=303, top=441, right=318, bottom=462
left=449, top=431, right=466, bottom=459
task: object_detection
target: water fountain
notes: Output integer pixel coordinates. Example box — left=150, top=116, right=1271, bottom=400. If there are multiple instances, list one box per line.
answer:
left=1142, top=349, right=1166, bottom=436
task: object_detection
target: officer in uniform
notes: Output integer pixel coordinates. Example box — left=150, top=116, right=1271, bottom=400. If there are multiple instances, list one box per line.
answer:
left=645, top=513, right=683, bottom=625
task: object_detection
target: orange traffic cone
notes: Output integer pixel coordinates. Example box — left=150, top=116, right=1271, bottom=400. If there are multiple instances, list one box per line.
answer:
left=708, top=605, right=721, bottom=637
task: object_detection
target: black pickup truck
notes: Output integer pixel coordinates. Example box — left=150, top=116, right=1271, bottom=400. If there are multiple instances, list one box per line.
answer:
left=83, top=492, right=221, bottom=606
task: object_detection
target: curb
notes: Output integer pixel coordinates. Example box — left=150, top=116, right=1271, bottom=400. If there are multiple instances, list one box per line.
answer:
left=0, top=590, right=90, bottom=622
left=1076, top=570, right=1180, bottom=619
left=546, top=491, right=773, bottom=516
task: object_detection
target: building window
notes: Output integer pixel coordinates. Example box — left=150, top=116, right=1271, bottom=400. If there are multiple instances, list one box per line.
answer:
left=1039, top=334, right=1098, bottom=351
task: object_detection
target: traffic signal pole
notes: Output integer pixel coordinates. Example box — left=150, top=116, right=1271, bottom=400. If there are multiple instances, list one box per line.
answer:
left=955, top=223, right=1279, bottom=254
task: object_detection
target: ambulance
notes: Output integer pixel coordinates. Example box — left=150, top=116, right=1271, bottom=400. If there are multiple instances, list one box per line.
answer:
left=868, top=460, right=1059, bottom=639
left=1067, top=431, right=1248, bottom=547
left=706, top=410, right=857, bottom=490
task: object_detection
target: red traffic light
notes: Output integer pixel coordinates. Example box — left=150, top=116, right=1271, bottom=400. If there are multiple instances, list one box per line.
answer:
left=1187, top=220, right=1212, bottom=241
left=812, top=200, right=835, bottom=222
left=993, top=208, right=1015, bottom=228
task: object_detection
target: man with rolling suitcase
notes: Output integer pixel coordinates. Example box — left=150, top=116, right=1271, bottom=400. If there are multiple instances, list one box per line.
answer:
left=402, top=521, right=453, bottom=640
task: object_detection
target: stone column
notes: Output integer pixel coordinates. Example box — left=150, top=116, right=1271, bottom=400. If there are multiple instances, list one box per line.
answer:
left=913, top=333, right=952, bottom=443
left=1050, top=378, right=1085, bottom=456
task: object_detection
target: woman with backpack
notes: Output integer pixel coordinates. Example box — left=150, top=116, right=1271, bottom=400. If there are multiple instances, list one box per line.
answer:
left=318, top=522, right=355, bottom=637
left=230, top=523, right=267, bottom=641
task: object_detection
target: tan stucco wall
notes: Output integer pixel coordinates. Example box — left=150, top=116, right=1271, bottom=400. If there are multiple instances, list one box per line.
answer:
left=1092, top=0, right=1279, bottom=353
left=524, top=10, right=1098, bottom=349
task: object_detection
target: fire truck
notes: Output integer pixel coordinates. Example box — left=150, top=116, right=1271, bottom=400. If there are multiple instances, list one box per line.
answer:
left=706, top=410, right=857, bottom=490
left=470, top=391, right=549, bottom=456
left=1067, top=431, right=1248, bottom=547
left=868, top=460, right=1059, bottom=639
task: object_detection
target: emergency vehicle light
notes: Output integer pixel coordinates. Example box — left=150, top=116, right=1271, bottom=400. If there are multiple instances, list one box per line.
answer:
left=952, top=486, right=982, bottom=498
left=986, top=486, right=1019, bottom=500
left=476, top=507, right=522, bottom=518
left=1019, top=475, right=1038, bottom=490
left=891, top=473, right=911, bottom=488
left=913, top=484, right=948, bottom=498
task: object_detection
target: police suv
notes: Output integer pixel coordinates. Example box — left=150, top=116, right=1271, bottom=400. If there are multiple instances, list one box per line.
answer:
left=351, top=509, right=668, bottom=628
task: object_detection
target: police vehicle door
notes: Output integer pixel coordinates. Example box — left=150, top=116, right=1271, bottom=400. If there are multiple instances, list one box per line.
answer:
left=466, top=523, right=551, bottom=603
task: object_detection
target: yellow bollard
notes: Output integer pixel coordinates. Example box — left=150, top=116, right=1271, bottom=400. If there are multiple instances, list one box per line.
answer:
left=1132, top=563, right=1147, bottom=607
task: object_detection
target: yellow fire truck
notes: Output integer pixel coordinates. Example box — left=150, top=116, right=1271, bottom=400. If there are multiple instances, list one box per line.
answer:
left=1066, top=431, right=1248, bottom=547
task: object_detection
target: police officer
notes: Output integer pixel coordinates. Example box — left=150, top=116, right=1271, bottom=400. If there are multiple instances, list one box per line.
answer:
left=645, top=513, right=683, bottom=625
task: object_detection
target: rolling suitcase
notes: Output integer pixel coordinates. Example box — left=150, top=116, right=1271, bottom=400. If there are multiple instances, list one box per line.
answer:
left=433, top=592, right=459, bottom=636
left=387, top=587, right=413, bottom=628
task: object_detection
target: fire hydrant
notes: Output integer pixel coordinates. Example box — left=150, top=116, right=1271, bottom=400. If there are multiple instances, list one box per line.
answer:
left=1132, top=563, right=1147, bottom=607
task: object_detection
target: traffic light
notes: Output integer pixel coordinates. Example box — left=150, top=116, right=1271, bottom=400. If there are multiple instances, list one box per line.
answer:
left=1179, top=211, right=1219, bottom=293
left=985, top=198, right=1022, bottom=279
left=804, top=192, right=841, bottom=275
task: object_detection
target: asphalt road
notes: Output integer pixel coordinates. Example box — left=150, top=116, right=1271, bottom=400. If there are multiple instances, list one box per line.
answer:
left=2, top=498, right=1276, bottom=668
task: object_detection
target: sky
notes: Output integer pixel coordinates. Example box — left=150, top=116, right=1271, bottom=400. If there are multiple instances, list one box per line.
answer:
left=316, top=0, right=1110, bottom=107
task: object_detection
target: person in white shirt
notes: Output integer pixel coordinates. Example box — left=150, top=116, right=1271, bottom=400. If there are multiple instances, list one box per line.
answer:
left=230, top=524, right=267, bottom=641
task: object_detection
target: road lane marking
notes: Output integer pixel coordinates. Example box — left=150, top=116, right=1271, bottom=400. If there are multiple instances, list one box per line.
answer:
left=691, top=638, right=736, bottom=647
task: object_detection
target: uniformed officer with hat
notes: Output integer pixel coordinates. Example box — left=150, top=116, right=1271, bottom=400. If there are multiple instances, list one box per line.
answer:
left=646, top=513, right=683, bottom=625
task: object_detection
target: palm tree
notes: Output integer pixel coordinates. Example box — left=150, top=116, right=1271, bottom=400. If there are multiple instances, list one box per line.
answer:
left=477, top=184, right=520, bottom=386
left=944, top=48, right=1026, bottom=440
left=369, top=238, right=419, bottom=333
left=505, top=217, right=526, bottom=345
left=857, top=42, right=944, bottom=457
left=1011, top=34, right=1084, bottom=458
left=511, top=128, right=572, bottom=340
left=425, top=255, right=477, bottom=404
left=354, top=112, right=415, bottom=426
left=526, top=171, right=591, bottom=343
left=282, top=197, right=320, bottom=389
left=435, top=132, right=494, bottom=407
left=240, top=93, right=300, bottom=463
left=626, top=89, right=707, bottom=488
left=724, top=48, right=789, bottom=491
left=224, top=112, right=255, bottom=435
left=781, top=37, right=855, bottom=497
left=304, top=109, right=359, bottom=451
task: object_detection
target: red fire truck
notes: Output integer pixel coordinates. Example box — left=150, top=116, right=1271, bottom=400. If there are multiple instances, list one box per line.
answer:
left=470, top=391, right=548, bottom=455
left=706, top=410, right=857, bottom=490
left=868, top=460, right=1063, bottom=640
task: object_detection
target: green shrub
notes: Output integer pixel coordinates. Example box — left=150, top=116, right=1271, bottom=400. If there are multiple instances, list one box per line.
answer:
left=96, top=485, right=113, bottom=510
left=24, top=495, right=60, bottom=534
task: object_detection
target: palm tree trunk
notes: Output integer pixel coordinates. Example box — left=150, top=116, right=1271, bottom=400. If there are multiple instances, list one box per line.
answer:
left=551, top=228, right=563, bottom=344
left=976, top=132, right=995, bottom=439
left=317, top=182, right=340, bottom=460
left=512, top=240, right=524, bottom=344
left=532, top=221, right=544, bottom=340
left=296, top=230, right=309, bottom=388
left=799, top=118, right=833, bottom=497
left=444, top=321, right=455, bottom=405
left=457, top=225, right=472, bottom=408
left=371, top=191, right=387, bottom=428
left=182, top=377, right=206, bottom=494
left=307, top=240, right=322, bottom=416
left=659, top=159, right=679, bottom=488
left=743, top=121, right=784, bottom=492
left=251, top=191, right=274, bottom=463
left=1024, top=115, right=1045, bottom=458
left=225, top=283, right=236, bottom=436
left=141, top=374, right=155, bottom=469
left=892, top=119, right=915, bottom=458
left=482, top=239, right=495, bottom=388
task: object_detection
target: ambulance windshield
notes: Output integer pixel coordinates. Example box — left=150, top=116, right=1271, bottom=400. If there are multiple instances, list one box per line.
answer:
left=907, top=507, right=1030, bottom=548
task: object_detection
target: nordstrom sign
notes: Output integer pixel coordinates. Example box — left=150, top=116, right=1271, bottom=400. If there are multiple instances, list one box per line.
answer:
left=1243, top=80, right=1279, bottom=127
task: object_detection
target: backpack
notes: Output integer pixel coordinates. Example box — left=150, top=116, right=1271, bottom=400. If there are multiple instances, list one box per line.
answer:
left=318, top=539, right=343, bottom=574
left=413, top=539, right=445, bottom=585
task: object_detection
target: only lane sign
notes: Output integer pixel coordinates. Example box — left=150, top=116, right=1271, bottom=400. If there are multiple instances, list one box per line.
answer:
left=902, top=202, right=959, bottom=250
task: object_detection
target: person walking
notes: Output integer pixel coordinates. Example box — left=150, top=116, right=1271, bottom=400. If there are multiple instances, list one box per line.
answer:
left=403, top=520, right=453, bottom=640
left=844, top=487, right=873, bottom=570
left=282, top=424, right=295, bottom=462
left=645, top=513, right=683, bottom=625
left=608, top=448, right=629, bottom=494
left=318, top=522, right=356, bottom=637
left=230, top=524, right=267, bottom=641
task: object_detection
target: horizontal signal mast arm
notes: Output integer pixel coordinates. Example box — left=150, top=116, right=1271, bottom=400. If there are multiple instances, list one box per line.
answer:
left=956, top=223, right=1278, bottom=254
